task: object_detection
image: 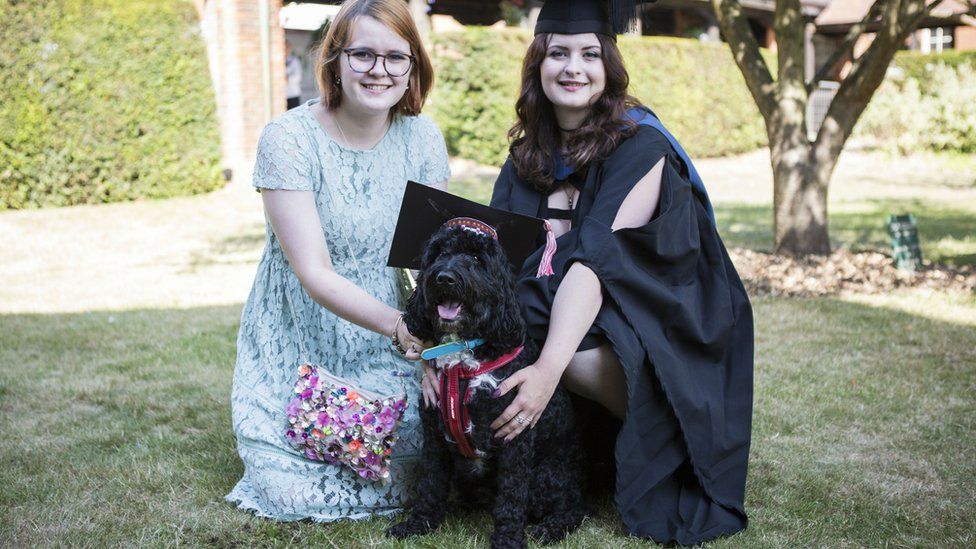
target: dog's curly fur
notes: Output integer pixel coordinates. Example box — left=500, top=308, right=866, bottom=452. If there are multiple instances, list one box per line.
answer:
left=386, top=226, right=588, bottom=549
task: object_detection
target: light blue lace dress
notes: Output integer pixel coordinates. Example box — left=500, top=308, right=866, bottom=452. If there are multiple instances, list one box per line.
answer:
left=225, top=99, right=450, bottom=521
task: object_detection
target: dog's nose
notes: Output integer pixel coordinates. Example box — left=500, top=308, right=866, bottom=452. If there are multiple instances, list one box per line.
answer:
left=436, top=272, right=458, bottom=287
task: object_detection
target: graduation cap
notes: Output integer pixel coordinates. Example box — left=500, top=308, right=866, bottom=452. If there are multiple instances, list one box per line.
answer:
left=535, top=0, right=657, bottom=37
left=387, top=181, right=556, bottom=277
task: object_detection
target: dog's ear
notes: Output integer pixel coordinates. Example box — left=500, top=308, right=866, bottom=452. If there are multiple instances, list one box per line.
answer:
left=477, top=285, right=524, bottom=360
left=403, top=278, right=436, bottom=343
left=475, top=239, right=525, bottom=360
left=419, top=227, right=449, bottom=269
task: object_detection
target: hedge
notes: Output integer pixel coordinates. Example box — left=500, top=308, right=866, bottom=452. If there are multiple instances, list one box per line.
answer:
left=892, top=49, right=976, bottom=89
left=0, top=0, right=222, bottom=210
left=428, top=29, right=767, bottom=166
left=856, top=58, right=976, bottom=154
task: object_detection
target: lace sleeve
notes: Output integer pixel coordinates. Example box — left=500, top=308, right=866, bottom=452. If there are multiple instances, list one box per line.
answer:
left=252, top=120, right=315, bottom=191
left=414, top=115, right=451, bottom=185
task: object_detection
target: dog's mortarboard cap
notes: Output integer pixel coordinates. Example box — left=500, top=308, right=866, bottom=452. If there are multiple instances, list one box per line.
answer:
left=534, top=0, right=656, bottom=37
left=388, top=181, right=556, bottom=276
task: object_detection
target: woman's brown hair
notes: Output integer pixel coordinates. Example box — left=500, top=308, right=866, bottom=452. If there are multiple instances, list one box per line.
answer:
left=315, top=0, right=434, bottom=115
left=508, top=33, right=641, bottom=192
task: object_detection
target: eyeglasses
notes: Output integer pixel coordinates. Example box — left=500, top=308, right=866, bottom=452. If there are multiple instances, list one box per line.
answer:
left=342, top=48, right=415, bottom=77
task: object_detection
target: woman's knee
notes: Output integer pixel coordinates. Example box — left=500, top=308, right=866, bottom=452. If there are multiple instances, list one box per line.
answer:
left=563, top=346, right=611, bottom=397
left=563, top=346, right=628, bottom=417
left=562, top=360, right=591, bottom=397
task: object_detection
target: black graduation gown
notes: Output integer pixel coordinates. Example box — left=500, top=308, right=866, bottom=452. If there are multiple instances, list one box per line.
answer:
left=490, top=126, right=754, bottom=545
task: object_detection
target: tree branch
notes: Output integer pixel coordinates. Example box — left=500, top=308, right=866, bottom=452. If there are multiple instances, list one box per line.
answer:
left=775, top=0, right=806, bottom=87
left=907, top=0, right=949, bottom=30
left=710, top=0, right=776, bottom=122
left=814, top=0, right=943, bottom=165
left=806, top=0, right=884, bottom=93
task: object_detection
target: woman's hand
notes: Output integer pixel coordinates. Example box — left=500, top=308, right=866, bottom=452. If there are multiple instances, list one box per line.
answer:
left=420, top=360, right=439, bottom=409
left=396, top=317, right=427, bottom=361
left=490, top=363, right=562, bottom=443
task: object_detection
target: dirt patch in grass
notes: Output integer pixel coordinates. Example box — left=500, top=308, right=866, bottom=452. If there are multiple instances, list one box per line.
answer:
left=732, top=248, right=976, bottom=297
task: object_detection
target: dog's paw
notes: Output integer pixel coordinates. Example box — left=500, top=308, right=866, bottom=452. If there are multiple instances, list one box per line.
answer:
left=527, top=509, right=587, bottom=545
left=385, top=517, right=433, bottom=539
left=489, top=531, right=527, bottom=549
left=528, top=523, right=564, bottom=545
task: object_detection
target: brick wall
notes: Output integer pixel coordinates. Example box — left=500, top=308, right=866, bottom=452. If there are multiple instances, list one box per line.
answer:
left=955, top=25, right=976, bottom=51
left=196, top=0, right=286, bottom=179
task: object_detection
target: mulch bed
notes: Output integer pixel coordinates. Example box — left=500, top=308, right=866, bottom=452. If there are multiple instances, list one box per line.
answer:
left=729, top=248, right=976, bottom=297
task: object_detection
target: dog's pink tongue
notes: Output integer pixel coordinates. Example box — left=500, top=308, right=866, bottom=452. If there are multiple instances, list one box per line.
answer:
left=437, top=301, right=461, bottom=320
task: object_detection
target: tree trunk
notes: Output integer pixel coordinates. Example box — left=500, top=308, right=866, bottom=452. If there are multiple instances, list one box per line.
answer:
left=770, top=144, right=830, bottom=255
left=711, top=0, right=942, bottom=257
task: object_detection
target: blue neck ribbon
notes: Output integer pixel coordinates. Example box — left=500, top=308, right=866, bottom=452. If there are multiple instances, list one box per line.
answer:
left=553, top=109, right=716, bottom=224
left=624, top=106, right=715, bottom=224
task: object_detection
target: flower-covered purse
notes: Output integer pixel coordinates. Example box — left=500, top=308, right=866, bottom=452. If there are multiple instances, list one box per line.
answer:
left=285, top=364, right=408, bottom=482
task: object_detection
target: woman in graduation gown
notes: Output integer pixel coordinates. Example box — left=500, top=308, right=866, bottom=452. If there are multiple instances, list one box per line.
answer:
left=486, top=0, right=754, bottom=544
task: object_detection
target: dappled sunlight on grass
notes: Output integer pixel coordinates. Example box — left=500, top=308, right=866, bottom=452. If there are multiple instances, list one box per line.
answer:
left=2, top=293, right=974, bottom=547
left=713, top=199, right=976, bottom=266
left=714, top=203, right=774, bottom=252
left=830, top=199, right=976, bottom=266
left=839, top=289, right=976, bottom=327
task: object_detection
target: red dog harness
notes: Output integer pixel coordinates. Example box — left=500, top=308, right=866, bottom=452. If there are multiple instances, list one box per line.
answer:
left=438, top=346, right=524, bottom=459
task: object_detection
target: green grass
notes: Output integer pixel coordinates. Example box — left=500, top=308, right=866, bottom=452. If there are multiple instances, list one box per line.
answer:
left=2, top=291, right=974, bottom=547
left=711, top=200, right=976, bottom=265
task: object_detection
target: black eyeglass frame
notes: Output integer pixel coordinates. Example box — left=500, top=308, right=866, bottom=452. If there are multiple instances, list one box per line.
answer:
left=341, top=48, right=416, bottom=77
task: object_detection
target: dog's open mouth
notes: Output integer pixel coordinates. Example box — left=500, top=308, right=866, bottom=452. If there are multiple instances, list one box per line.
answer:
left=437, top=301, right=463, bottom=321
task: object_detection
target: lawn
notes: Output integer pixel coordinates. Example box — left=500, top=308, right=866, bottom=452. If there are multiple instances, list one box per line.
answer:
left=1, top=150, right=974, bottom=547
left=2, top=293, right=973, bottom=547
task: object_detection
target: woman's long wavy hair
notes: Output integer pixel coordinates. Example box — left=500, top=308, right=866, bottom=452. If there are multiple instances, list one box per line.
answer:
left=508, top=33, right=642, bottom=192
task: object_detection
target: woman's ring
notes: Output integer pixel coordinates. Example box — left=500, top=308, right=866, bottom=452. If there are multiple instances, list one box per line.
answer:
left=515, top=415, right=528, bottom=425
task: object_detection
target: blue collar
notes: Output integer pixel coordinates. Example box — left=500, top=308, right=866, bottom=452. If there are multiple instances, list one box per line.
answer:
left=421, top=339, right=485, bottom=360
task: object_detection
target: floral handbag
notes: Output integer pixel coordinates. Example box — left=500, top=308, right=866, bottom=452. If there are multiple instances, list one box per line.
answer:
left=285, top=363, right=408, bottom=482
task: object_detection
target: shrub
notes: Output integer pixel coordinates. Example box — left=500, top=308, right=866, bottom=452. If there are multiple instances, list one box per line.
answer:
left=856, top=62, right=976, bottom=155
left=0, top=0, right=222, bottom=209
left=428, top=28, right=526, bottom=167
left=618, top=36, right=768, bottom=159
left=891, top=49, right=976, bottom=90
left=428, top=29, right=767, bottom=166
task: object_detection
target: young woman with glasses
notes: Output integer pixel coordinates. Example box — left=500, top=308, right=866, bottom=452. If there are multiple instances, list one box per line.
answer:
left=226, top=0, right=449, bottom=522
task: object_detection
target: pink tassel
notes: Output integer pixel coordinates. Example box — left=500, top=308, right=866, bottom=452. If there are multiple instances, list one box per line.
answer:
left=536, top=220, right=556, bottom=277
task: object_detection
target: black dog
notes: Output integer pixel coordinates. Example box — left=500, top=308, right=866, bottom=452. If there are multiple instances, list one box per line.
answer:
left=386, top=225, right=588, bottom=549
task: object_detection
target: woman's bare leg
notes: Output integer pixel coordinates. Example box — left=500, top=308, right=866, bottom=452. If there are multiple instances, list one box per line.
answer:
left=561, top=345, right=627, bottom=419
